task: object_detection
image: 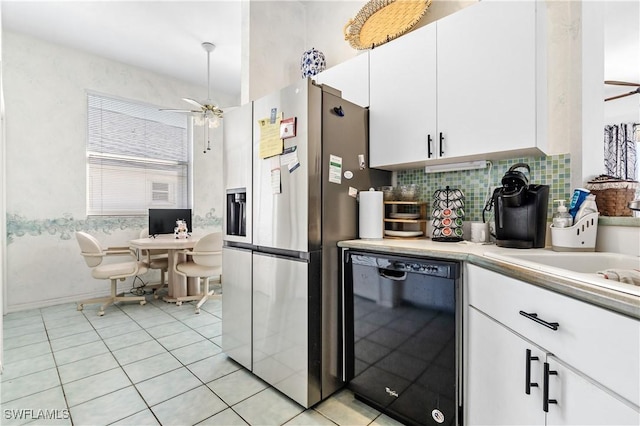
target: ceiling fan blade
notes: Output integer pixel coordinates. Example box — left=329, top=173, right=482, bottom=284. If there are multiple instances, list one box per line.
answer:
left=183, top=98, right=205, bottom=109
left=605, top=88, right=640, bottom=102
left=605, top=80, right=640, bottom=87
left=160, top=108, right=201, bottom=114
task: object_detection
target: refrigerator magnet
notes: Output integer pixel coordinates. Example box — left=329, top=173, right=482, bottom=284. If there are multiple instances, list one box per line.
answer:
left=280, top=117, right=297, bottom=139
left=280, top=146, right=300, bottom=173
left=329, top=155, right=342, bottom=184
left=348, top=187, right=358, bottom=198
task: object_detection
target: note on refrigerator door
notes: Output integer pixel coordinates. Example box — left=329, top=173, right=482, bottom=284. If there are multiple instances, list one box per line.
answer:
left=270, top=157, right=281, bottom=194
left=329, top=155, right=342, bottom=184
left=280, top=146, right=300, bottom=173
left=258, top=113, right=284, bottom=159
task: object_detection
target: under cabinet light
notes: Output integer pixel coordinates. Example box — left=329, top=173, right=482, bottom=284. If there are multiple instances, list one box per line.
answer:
left=424, top=160, right=488, bottom=173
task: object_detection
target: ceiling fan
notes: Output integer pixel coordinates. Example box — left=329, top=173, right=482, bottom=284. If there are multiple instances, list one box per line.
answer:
left=162, top=42, right=224, bottom=153
left=604, top=80, right=640, bottom=102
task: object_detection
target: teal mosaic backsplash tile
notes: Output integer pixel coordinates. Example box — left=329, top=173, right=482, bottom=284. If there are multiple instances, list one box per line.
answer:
left=397, top=154, right=571, bottom=222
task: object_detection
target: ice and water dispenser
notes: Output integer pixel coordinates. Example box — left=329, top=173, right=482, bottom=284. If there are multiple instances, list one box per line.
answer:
left=226, top=188, right=246, bottom=236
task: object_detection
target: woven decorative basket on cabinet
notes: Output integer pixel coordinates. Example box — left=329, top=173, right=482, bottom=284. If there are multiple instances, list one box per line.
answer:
left=584, top=175, right=639, bottom=217
left=344, top=0, right=432, bottom=50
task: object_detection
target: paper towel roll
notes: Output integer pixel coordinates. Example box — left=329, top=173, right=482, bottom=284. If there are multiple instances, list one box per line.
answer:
left=359, top=189, right=384, bottom=239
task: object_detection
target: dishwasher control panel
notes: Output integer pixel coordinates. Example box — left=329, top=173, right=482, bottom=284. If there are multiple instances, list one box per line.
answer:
left=349, top=252, right=458, bottom=279
left=392, top=261, right=452, bottom=278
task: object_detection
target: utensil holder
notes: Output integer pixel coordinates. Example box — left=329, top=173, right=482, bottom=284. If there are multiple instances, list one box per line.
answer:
left=550, top=212, right=599, bottom=252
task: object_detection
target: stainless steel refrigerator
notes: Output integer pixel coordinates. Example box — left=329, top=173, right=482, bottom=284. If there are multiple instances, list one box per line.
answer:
left=224, top=79, right=389, bottom=408
left=253, top=78, right=392, bottom=408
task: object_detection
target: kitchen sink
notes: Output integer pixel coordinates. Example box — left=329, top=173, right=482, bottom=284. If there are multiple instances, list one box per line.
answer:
left=484, top=249, right=640, bottom=297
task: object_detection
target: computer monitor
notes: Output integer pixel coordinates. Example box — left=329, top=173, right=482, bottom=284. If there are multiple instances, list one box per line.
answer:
left=148, top=208, right=193, bottom=237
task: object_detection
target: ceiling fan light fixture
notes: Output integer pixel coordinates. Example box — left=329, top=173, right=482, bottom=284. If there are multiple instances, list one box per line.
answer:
left=161, top=41, right=224, bottom=153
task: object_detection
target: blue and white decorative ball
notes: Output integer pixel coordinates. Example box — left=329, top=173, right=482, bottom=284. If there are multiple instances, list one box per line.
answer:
left=300, top=48, right=326, bottom=78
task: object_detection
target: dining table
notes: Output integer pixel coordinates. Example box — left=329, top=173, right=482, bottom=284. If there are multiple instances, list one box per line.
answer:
left=129, top=234, right=201, bottom=304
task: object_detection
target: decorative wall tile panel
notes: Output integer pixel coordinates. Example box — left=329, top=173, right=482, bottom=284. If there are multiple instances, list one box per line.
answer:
left=397, top=154, right=571, bottom=222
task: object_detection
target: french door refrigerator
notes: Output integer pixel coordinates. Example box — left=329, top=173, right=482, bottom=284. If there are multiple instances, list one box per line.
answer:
left=250, top=79, right=389, bottom=408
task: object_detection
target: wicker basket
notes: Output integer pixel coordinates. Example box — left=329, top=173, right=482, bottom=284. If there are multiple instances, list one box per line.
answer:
left=585, top=177, right=639, bottom=217
left=344, top=0, right=432, bottom=50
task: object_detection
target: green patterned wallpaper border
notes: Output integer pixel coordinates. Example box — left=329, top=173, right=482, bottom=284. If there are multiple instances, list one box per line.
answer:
left=397, top=154, right=571, bottom=222
left=7, top=208, right=222, bottom=244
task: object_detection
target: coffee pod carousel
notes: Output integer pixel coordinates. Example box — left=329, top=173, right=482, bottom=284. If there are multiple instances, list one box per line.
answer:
left=431, top=186, right=465, bottom=242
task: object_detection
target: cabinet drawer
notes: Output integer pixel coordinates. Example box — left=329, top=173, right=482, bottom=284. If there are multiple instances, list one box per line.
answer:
left=466, top=264, right=640, bottom=406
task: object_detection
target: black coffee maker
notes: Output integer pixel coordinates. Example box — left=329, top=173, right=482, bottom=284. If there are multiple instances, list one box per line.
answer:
left=492, top=163, right=549, bottom=248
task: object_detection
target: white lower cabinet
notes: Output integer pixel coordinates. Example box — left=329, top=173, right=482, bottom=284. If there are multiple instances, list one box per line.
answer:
left=467, top=307, right=541, bottom=425
left=547, top=355, right=639, bottom=426
left=467, top=307, right=639, bottom=425
left=465, top=264, right=640, bottom=425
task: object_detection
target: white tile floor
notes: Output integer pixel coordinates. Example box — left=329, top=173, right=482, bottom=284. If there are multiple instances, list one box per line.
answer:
left=1, top=293, right=404, bottom=426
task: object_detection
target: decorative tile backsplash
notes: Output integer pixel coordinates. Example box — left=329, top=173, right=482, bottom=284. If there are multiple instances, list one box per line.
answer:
left=6, top=208, right=222, bottom=244
left=397, top=154, right=571, bottom=222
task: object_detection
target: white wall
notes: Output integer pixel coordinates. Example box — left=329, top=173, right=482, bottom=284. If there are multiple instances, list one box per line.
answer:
left=0, top=1, right=5, bottom=370
left=3, top=31, right=231, bottom=312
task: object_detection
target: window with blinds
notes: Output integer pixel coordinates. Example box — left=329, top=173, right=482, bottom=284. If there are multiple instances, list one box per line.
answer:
left=87, top=94, right=190, bottom=216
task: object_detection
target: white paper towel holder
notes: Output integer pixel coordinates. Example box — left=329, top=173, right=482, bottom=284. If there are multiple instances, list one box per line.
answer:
left=359, top=188, right=384, bottom=239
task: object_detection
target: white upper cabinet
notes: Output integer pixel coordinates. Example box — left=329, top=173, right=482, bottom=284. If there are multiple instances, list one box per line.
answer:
left=437, top=0, right=546, bottom=160
left=313, top=52, right=370, bottom=107
left=369, top=0, right=548, bottom=170
left=369, top=23, right=437, bottom=169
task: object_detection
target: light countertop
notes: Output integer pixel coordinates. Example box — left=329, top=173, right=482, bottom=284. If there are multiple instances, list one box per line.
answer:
left=338, top=239, right=640, bottom=320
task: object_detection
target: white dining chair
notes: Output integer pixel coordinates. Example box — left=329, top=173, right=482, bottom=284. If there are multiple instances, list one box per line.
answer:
left=76, top=231, right=148, bottom=316
left=174, top=232, right=222, bottom=313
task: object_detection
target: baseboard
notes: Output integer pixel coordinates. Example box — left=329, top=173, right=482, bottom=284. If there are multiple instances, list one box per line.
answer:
left=4, top=282, right=151, bottom=314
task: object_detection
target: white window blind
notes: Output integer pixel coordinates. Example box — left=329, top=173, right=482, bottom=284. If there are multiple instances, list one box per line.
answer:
left=87, top=94, right=190, bottom=215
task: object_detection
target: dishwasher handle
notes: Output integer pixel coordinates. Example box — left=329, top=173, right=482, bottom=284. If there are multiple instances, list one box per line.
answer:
left=378, top=268, right=407, bottom=281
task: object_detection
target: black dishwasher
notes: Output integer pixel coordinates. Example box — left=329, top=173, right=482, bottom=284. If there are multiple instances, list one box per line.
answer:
left=342, top=250, right=462, bottom=426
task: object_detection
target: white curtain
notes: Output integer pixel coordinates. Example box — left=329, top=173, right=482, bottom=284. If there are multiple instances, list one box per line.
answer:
left=604, top=123, right=638, bottom=180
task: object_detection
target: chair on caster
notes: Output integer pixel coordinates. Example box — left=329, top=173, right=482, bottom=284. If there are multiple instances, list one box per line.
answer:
left=174, top=232, right=222, bottom=314
left=76, top=231, right=148, bottom=316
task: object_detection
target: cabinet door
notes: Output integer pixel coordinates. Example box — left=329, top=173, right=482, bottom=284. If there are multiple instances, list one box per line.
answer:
left=466, top=307, right=543, bottom=425
left=437, top=0, right=542, bottom=159
left=314, top=53, right=369, bottom=107
left=369, top=24, right=437, bottom=169
left=545, top=355, right=640, bottom=426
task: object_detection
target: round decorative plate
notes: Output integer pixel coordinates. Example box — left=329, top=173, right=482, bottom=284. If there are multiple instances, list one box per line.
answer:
left=389, top=212, right=421, bottom=219
left=385, top=230, right=424, bottom=237
left=344, top=0, right=432, bottom=50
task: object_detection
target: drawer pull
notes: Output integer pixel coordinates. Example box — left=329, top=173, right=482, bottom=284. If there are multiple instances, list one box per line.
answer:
left=439, top=132, right=445, bottom=156
left=543, top=362, right=558, bottom=412
left=525, top=349, right=539, bottom=395
left=519, top=311, right=559, bottom=331
left=427, top=134, right=433, bottom=158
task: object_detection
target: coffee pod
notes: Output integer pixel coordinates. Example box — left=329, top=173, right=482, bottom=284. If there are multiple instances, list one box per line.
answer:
left=454, top=228, right=464, bottom=237
left=432, top=209, right=442, bottom=219
left=441, top=227, right=453, bottom=237
left=442, top=208, right=452, bottom=217
left=441, top=217, right=453, bottom=227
